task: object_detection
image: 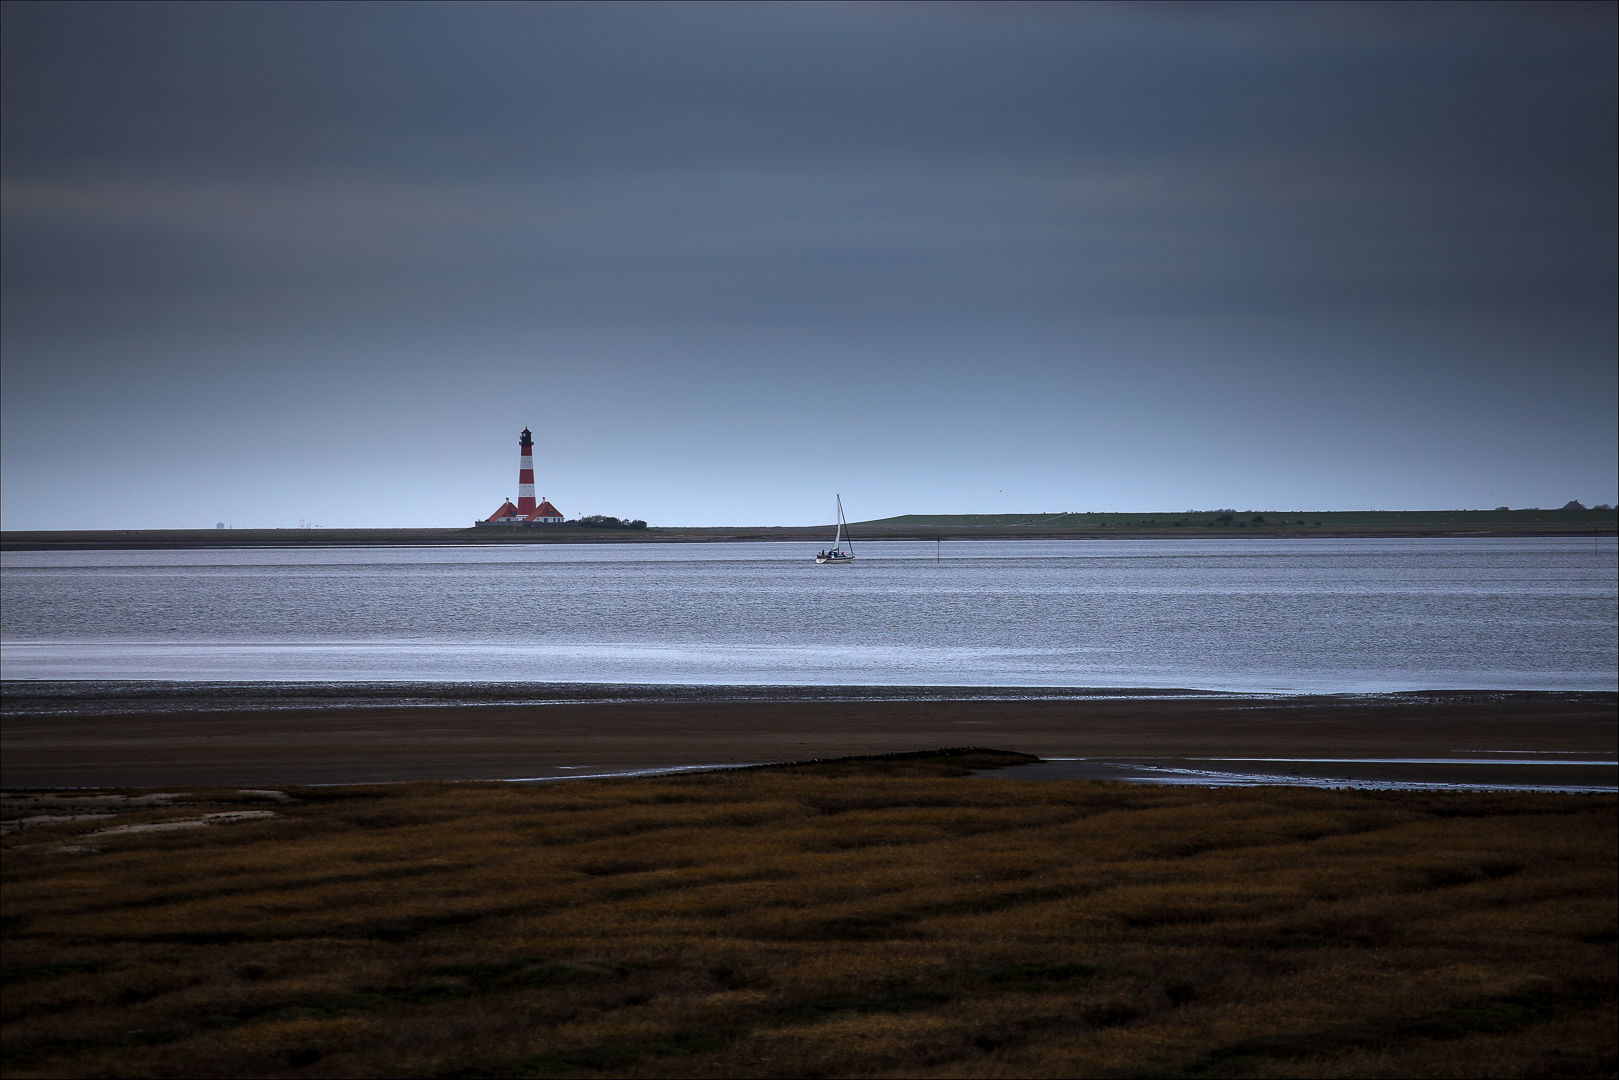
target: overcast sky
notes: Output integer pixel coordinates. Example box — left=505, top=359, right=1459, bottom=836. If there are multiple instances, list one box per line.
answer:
left=2, top=1, right=1614, bottom=529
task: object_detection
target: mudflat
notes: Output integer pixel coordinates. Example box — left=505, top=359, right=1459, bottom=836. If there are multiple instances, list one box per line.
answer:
left=2, top=691, right=1613, bottom=789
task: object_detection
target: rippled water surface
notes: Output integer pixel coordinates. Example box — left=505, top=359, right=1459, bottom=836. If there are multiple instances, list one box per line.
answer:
left=2, top=538, right=1614, bottom=691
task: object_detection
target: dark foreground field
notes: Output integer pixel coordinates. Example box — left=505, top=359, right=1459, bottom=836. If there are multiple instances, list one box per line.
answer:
left=3, top=753, right=1615, bottom=1079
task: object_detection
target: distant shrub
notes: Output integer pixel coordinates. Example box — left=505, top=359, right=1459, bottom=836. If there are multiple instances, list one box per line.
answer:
left=573, top=516, right=649, bottom=529
left=1251, top=515, right=1265, bottom=523
left=1215, top=514, right=1233, bottom=524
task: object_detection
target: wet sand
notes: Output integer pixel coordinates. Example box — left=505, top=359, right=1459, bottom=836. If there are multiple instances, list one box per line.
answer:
left=2, top=689, right=1612, bottom=790
left=985, top=755, right=1617, bottom=791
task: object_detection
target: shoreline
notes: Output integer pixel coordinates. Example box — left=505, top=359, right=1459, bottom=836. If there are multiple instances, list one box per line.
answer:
left=4, top=686, right=1613, bottom=791
left=0, top=680, right=1260, bottom=716
left=5, top=520, right=1616, bottom=549
left=481, top=753, right=1619, bottom=795
left=4, top=678, right=1614, bottom=712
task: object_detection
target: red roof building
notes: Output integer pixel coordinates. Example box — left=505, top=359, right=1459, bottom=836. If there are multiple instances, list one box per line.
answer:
left=482, top=498, right=564, bottom=525
left=528, top=500, right=564, bottom=523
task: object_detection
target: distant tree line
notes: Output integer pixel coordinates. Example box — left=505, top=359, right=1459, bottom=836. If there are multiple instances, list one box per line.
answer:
left=571, top=515, right=648, bottom=529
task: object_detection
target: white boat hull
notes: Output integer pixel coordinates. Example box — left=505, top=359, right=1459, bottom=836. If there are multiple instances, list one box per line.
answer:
left=815, top=554, right=855, bottom=564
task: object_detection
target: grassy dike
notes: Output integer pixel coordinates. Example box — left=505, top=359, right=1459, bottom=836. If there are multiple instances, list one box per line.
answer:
left=861, top=508, right=1619, bottom=537
left=3, top=752, right=1615, bottom=1078
left=3, top=508, right=1615, bottom=549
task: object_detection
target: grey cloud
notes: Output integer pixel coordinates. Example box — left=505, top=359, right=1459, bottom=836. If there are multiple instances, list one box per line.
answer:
left=1, top=2, right=1613, bottom=526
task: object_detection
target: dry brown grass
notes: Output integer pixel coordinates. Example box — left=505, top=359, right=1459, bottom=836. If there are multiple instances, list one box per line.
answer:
left=3, top=752, right=1615, bottom=1078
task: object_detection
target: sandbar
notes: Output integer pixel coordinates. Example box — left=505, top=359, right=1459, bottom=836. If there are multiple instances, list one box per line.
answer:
left=2, top=686, right=1612, bottom=790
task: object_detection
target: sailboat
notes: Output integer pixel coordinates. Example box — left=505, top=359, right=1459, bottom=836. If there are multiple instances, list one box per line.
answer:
left=815, top=495, right=857, bottom=564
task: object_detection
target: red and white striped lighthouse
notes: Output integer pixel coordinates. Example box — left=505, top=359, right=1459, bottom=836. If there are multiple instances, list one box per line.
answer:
left=516, top=428, right=537, bottom=517
left=480, top=428, right=563, bottom=525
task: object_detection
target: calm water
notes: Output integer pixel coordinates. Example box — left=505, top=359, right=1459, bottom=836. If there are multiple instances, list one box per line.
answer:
left=1, top=539, right=1614, bottom=692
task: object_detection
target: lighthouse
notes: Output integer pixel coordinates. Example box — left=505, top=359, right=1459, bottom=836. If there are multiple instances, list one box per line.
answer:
left=516, top=428, right=537, bottom=518
left=479, top=428, right=564, bottom=525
